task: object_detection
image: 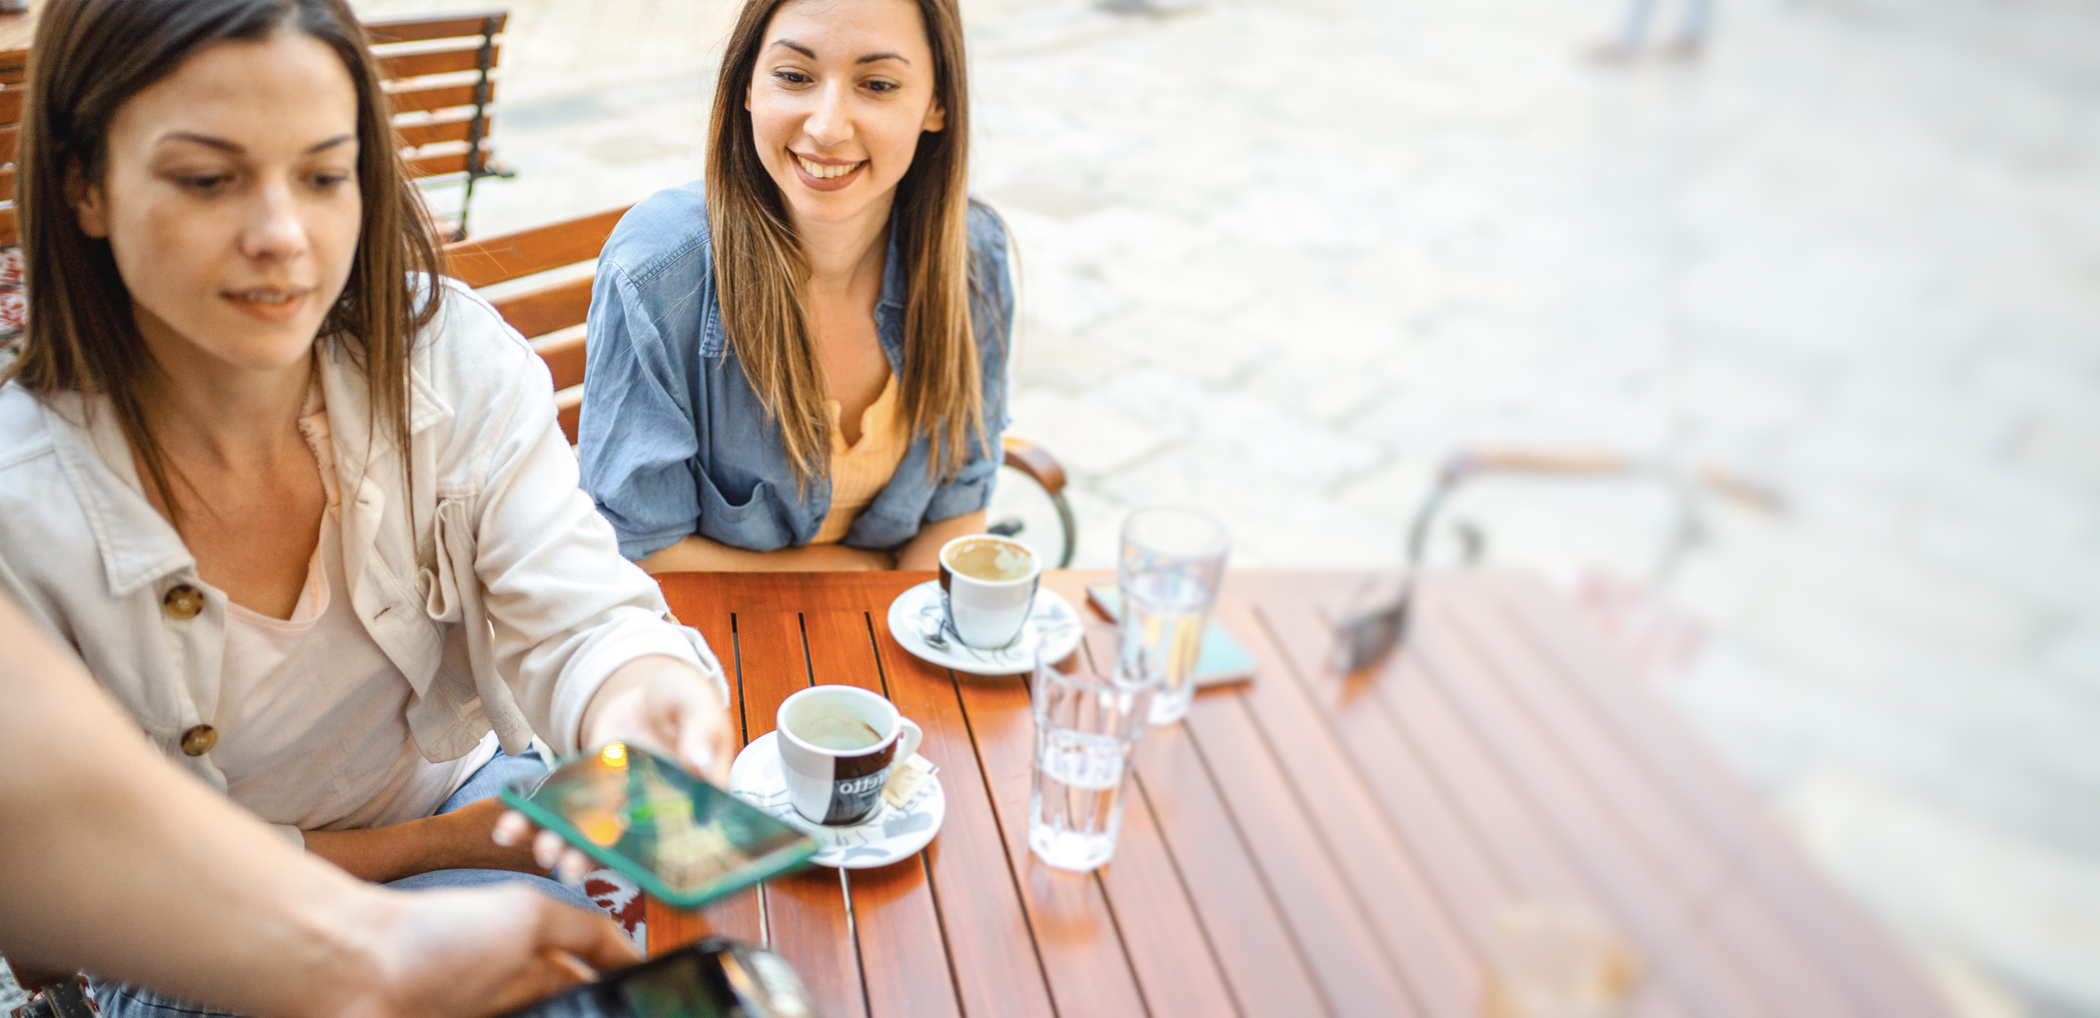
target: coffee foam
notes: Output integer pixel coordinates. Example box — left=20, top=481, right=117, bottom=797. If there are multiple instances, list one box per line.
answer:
left=945, top=538, right=1035, bottom=582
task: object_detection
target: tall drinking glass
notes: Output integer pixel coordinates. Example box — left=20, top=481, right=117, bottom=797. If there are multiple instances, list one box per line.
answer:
left=1117, top=507, right=1230, bottom=726
left=1028, top=621, right=1156, bottom=872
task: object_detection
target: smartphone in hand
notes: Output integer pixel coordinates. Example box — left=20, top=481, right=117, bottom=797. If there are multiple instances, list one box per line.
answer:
left=500, top=744, right=817, bottom=908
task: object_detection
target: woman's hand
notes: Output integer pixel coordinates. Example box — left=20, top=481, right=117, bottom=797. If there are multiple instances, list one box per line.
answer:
left=493, top=655, right=735, bottom=882
left=305, top=797, right=543, bottom=883
left=336, top=884, right=639, bottom=1018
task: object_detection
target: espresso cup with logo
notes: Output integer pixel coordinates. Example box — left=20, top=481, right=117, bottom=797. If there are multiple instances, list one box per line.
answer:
left=776, top=686, right=924, bottom=826
left=937, top=535, right=1041, bottom=649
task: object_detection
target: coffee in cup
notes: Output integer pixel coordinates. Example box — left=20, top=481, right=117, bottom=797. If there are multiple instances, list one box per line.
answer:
left=776, top=686, right=924, bottom=826
left=937, top=535, right=1040, bottom=649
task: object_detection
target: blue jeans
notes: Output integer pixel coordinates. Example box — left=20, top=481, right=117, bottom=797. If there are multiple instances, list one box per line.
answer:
left=93, top=750, right=594, bottom=1018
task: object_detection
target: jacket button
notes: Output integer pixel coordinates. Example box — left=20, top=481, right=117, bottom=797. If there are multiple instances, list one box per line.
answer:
left=162, top=584, right=205, bottom=620
left=180, top=724, right=217, bottom=756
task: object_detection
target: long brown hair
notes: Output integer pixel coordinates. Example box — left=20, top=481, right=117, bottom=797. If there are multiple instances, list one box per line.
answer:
left=3, top=0, right=441, bottom=522
left=707, top=0, right=999, bottom=487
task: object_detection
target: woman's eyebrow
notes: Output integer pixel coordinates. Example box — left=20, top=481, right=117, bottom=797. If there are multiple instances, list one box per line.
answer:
left=770, top=39, right=817, bottom=58
left=857, top=52, right=908, bottom=65
left=156, top=132, right=356, bottom=155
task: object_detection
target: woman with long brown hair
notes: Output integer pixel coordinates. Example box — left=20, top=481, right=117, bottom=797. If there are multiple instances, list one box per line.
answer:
left=0, top=1, right=732, bottom=1011
left=579, top=0, right=1013, bottom=572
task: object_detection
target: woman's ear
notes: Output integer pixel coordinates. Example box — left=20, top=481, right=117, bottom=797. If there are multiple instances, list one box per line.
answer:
left=68, top=162, right=110, bottom=239
left=922, top=98, right=945, bottom=134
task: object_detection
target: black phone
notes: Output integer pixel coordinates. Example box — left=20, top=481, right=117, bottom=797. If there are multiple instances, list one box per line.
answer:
left=500, top=937, right=818, bottom=1018
left=499, top=744, right=817, bottom=908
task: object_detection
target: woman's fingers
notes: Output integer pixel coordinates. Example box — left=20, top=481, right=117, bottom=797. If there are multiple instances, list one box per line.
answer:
left=491, top=809, right=532, bottom=848
left=556, top=847, right=595, bottom=885
left=533, top=828, right=567, bottom=871
left=529, top=893, right=642, bottom=972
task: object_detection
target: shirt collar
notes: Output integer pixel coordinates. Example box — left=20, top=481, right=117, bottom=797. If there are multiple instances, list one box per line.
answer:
left=38, top=391, right=195, bottom=599
left=874, top=217, right=907, bottom=373
left=43, top=337, right=452, bottom=599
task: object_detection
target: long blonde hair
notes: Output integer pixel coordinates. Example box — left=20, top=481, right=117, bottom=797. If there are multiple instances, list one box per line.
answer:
left=706, top=0, right=997, bottom=488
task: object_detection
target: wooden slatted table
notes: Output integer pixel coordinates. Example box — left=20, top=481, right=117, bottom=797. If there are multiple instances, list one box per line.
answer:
left=647, top=570, right=1946, bottom=1018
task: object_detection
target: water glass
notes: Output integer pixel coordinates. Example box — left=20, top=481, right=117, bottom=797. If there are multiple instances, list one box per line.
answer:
left=1028, top=621, right=1157, bottom=872
left=1117, top=507, right=1230, bottom=726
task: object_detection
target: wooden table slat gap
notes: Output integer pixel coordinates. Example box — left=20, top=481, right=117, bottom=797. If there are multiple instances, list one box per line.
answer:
left=1086, top=868, right=1159, bottom=1018
left=942, top=664, right=1061, bottom=1011
left=1258, top=592, right=1688, bottom=1018
left=1488, top=580, right=1949, bottom=1017
left=839, top=866, right=877, bottom=1018
left=1213, top=590, right=1480, bottom=1013
left=1123, top=769, right=1248, bottom=1018
left=917, top=849, right=974, bottom=1018
left=859, top=609, right=994, bottom=1018
left=862, top=607, right=1058, bottom=1018
left=1437, top=583, right=1856, bottom=1018
left=1249, top=598, right=1520, bottom=946
left=1173, top=697, right=1411, bottom=1015
left=950, top=666, right=1151, bottom=1014
left=731, top=612, right=753, bottom=746
left=1410, top=595, right=1767, bottom=1018
left=1221, top=689, right=1433, bottom=1014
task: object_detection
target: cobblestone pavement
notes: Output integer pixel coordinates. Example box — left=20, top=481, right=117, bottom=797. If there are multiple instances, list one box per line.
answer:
left=11, top=0, right=2085, bottom=1013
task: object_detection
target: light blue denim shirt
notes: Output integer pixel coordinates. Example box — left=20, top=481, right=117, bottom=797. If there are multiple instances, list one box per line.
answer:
left=578, top=182, right=1014, bottom=560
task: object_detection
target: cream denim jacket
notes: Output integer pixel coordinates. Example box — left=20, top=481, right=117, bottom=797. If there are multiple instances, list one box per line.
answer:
left=0, top=279, right=726, bottom=840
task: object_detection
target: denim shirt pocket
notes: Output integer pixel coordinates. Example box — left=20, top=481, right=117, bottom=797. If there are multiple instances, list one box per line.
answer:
left=691, top=467, right=801, bottom=552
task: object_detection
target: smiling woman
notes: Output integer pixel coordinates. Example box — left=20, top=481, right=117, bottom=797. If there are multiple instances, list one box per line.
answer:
left=577, top=0, right=1015, bottom=574
left=0, top=2, right=737, bottom=1013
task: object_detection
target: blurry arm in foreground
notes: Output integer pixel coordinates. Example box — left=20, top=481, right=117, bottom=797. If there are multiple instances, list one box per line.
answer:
left=0, top=598, right=639, bottom=1018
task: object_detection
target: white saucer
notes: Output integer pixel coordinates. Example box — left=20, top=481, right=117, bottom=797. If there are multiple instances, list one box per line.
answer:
left=728, top=732, right=944, bottom=869
left=886, top=580, right=1083, bottom=677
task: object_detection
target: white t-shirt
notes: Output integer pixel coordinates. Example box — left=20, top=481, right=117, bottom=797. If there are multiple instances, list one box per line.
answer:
left=139, top=383, right=497, bottom=831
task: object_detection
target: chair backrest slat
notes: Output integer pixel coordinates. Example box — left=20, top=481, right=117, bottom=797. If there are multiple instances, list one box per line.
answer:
left=364, top=11, right=509, bottom=45
left=490, top=276, right=593, bottom=349
left=0, top=86, right=21, bottom=126
left=443, top=206, right=629, bottom=288
left=536, top=333, right=588, bottom=392
left=407, top=150, right=484, bottom=178
left=394, top=114, right=481, bottom=149
left=0, top=48, right=25, bottom=86
left=442, top=206, right=633, bottom=445
left=377, top=44, right=501, bottom=83
left=387, top=80, right=495, bottom=116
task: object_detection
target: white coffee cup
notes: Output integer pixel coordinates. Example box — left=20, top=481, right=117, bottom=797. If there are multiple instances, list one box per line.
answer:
left=937, top=535, right=1041, bottom=649
left=776, top=686, right=924, bottom=826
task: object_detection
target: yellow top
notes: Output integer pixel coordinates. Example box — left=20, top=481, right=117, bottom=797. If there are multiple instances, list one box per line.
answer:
left=812, top=373, right=907, bottom=544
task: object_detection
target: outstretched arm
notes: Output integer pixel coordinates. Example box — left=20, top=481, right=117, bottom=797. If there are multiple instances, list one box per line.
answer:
left=0, top=597, right=638, bottom=1018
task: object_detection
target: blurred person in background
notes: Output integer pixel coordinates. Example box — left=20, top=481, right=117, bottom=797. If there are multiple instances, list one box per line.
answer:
left=1593, top=0, right=1714, bottom=62
left=577, top=0, right=1014, bottom=573
left=0, top=1, right=736, bottom=1013
left=0, top=594, right=640, bottom=1016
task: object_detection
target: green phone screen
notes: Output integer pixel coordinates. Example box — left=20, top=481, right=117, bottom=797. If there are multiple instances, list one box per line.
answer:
left=500, top=744, right=817, bottom=907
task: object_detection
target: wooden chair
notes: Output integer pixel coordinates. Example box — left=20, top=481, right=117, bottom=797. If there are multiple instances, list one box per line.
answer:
left=442, top=208, right=1079, bottom=566
left=0, top=46, right=29, bottom=248
left=0, top=46, right=26, bottom=367
left=366, top=10, right=510, bottom=240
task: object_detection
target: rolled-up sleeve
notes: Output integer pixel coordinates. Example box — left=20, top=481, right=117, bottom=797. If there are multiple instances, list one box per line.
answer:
left=471, top=319, right=727, bottom=753
left=924, top=206, right=1017, bottom=524
left=578, top=261, right=703, bottom=561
